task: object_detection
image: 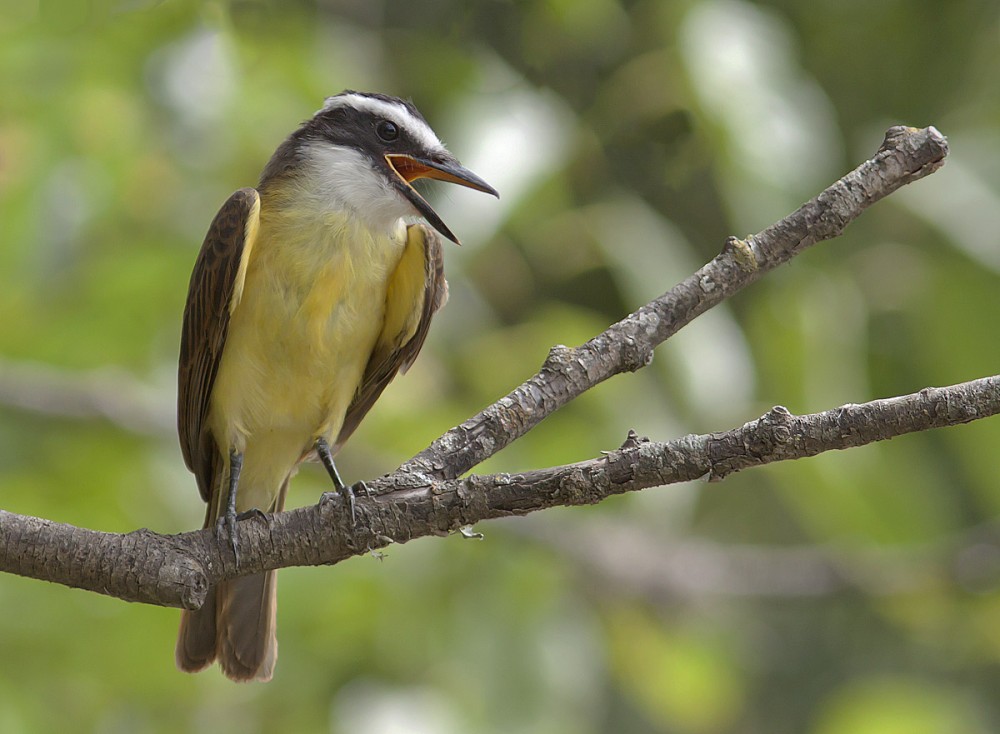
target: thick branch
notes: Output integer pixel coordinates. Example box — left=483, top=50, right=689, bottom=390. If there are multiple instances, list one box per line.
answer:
left=390, top=126, right=949, bottom=486
left=2, top=374, right=996, bottom=608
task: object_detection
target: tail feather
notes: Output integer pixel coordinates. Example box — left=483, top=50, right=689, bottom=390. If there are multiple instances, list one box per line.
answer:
left=175, top=477, right=288, bottom=682
left=176, top=588, right=218, bottom=673
left=216, top=571, right=279, bottom=681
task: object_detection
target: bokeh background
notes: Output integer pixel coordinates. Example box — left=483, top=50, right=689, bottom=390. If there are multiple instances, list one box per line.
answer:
left=2, top=0, right=999, bottom=732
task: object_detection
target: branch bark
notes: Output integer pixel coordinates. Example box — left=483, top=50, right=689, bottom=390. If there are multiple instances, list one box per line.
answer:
left=1, top=125, right=978, bottom=612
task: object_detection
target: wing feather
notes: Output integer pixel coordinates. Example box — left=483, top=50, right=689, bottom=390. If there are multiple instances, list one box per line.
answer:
left=335, top=223, right=447, bottom=450
left=177, top=188, right=261, bottom=502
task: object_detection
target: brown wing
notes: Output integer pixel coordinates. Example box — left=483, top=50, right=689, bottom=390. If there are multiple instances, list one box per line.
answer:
left=178, top=188, right=261, bottom=502
left=335, top=223, right=448, bottom=450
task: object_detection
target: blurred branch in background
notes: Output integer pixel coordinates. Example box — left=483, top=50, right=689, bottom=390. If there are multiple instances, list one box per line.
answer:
left=508, top=514, right=1000, bottom=600
left=0, top=358, right=173, bottom=435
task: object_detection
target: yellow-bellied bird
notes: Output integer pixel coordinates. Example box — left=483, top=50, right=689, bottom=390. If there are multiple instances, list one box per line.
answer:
left=175, top=91, right=497, bottom=682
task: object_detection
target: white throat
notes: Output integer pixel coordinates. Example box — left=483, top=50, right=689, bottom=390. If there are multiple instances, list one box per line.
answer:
left=299, top=143, right=416, bottom=235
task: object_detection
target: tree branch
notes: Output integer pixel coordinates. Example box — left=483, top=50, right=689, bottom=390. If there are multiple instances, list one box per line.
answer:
left=390, top=125, right=949, bottom=485
left=1, top=125, right=972, bottom=612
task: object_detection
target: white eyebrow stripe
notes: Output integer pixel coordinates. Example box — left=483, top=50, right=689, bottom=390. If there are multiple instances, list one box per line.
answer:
left=319, top=93, right=443, bottom=152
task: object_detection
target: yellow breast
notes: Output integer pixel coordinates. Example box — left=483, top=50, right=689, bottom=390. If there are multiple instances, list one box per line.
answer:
left=207, top=201, right=408, bottom=502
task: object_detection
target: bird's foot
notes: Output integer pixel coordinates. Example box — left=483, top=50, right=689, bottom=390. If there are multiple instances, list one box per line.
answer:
left=319, top=480, right=367, bottom=525
left=219, top=448, right=244, bottom=565
left=214, top=508, right=267, bottom=567
left=216, top=509, right=240, bottom=565
left=315, top=437, right=368, bottom=525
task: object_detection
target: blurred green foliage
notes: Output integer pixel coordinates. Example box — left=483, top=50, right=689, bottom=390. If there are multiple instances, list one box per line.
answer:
left=1, top=0, right=999, bottom=732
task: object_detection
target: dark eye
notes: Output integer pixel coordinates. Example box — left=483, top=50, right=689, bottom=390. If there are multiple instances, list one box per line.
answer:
left=375, top=120, right=399, bottom=142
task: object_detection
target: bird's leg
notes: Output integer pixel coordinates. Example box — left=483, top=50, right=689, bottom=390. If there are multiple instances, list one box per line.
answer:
left=218, top=448, right=243, bottom=563
left=315, top=437, right=368, bottom=524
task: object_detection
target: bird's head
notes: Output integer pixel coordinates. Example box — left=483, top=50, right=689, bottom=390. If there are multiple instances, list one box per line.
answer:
left=263, top=90, right=498, bottom=244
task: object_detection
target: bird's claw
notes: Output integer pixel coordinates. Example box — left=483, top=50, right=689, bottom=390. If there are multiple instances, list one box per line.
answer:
left=340, top=481, right=370, bottom=525
left=319, top=480, right=367, bottom=525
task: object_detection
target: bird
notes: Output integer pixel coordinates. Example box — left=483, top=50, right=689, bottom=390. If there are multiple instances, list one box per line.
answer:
left=174, top=90, right=498, bottom=682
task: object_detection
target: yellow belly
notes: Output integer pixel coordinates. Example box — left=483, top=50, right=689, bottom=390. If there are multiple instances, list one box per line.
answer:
left=208, top=208, right=408, bottom=511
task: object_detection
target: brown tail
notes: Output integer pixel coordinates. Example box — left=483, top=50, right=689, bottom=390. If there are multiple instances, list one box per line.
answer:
left=176, top=571, right=279, bottom=681
left=175, top=479, right=288, bottom=682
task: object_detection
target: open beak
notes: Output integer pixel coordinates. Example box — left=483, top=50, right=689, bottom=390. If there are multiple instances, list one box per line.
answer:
left=386, top=153, right=498, bottom=244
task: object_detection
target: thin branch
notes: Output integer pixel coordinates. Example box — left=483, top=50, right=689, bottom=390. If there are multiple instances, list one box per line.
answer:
left=2, top=374, right=996, bottom=609
left=390, top=125, right=949, bottom=486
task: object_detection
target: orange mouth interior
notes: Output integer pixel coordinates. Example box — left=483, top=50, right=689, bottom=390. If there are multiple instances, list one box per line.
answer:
left=386, top=154, right=487, bottom=190
left=386, top=155, right=433, bottom=183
